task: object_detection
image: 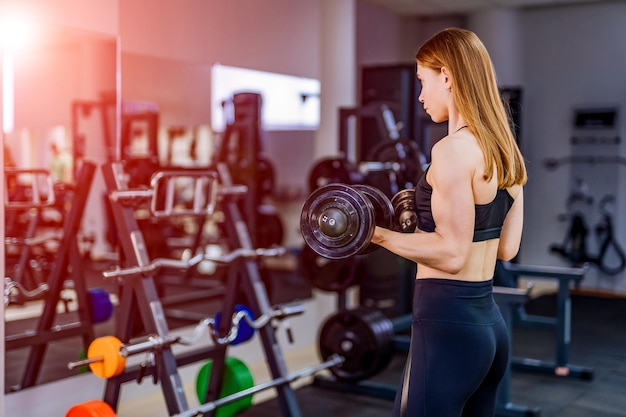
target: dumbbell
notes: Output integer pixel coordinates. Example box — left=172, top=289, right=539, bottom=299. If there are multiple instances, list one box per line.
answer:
left=300, top=183, right=394, bottom=260
left=391, top=188, right=417, bottom=233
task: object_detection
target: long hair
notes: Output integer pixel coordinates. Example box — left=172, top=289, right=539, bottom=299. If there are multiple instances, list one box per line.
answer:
left=416, top=27, right=527, bottom=188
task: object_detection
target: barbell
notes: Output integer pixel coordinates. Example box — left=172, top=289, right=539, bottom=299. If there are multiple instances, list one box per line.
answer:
left=300, top=184, right=417, bottom=260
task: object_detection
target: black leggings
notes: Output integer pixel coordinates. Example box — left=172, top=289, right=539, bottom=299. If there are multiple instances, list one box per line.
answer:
left=392, top=278, right=509, bottom=417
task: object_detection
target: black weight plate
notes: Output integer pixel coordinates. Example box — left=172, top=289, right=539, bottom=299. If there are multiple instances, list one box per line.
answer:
left=391, top=188, right=417, bottom=233
left=308, top=157, right=364, bottom=193
left=318, top=307, right=394, bottom=381
left=256, top=205, right=284, bottom=247
left=256, top=155, right=276, bottom=197
left=300, top=244, right=363, bottom=292
left=353, top=184, right=394, bottom=229
left=300, top=183, right=375, bottom=260
left=365, top=139, right=426, bottom=198
left=353, top=184, right=394, bottom=255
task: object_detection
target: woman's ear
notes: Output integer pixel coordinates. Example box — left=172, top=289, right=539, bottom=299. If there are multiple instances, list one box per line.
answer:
left=441, top=66, right=452, bottom=91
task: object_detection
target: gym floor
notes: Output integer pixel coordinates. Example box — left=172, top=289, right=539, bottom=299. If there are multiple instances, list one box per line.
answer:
left=5, top=258, right=626, bottom=417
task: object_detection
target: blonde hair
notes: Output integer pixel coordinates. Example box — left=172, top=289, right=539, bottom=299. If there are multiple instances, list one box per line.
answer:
left=416, top=27, right=527, bottom=188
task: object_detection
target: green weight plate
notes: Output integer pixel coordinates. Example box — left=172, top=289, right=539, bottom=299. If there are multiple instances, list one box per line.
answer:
left=196, top=356, right=254, bottom=417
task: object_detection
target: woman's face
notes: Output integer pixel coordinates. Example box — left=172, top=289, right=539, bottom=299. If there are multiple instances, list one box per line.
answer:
left=417, top=63, right=449, bottom=123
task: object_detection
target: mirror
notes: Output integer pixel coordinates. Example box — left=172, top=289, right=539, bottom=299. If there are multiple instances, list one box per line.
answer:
left=3, top=21, right=118, bottom=391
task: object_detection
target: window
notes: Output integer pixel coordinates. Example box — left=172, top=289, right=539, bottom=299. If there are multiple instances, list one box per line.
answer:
left=211, top=64, right=320, bottom=132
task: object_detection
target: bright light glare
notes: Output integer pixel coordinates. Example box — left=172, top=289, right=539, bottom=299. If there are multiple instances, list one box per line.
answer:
left=1, top=11, right=35, bottom=50
left=2, top=53, right=14, bottom=134
left=1, top=10, right=35, bottom=134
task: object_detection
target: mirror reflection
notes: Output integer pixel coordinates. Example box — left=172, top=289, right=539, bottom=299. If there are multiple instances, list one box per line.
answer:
left=3, top=21, right=117, bottom=391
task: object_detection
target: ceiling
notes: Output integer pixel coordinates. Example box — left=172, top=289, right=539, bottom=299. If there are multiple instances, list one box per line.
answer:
left=362, top=0, right=613, bottom=16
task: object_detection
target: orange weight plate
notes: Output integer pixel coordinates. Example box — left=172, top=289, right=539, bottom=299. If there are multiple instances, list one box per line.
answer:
left=87, top=336, right=126, bottom=379
left=66, top=399, right=116, bottom=417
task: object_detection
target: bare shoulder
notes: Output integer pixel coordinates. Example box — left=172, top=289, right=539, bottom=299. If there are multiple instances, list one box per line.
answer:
left=430, top=132, right=482, bottom=180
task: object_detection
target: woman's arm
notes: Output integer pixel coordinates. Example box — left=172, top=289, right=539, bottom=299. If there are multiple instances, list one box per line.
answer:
left=371, top=137, right=476, bottom=274
left=498, top=187, right=524, bottom=261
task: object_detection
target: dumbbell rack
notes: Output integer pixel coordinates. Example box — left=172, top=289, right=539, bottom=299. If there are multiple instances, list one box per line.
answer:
left=100, top=161, right=305, bottom=416
left=5, top=161, right=99, bottom=389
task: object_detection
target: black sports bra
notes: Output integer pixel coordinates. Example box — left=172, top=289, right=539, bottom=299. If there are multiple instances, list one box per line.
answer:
left=414, top=167, right=514, bottom=242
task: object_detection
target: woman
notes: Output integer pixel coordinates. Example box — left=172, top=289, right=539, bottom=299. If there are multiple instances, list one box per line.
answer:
left=371, top=27, right=527, bottom=417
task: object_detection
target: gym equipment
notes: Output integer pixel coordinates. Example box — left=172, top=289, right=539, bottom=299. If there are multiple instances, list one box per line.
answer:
left=551, top=194, right=626, bottom=275
left=335, top=105, right=426, bottom=197
left=492, top=286, right=541, bottom=417
left=176, top=355, right=343, bottom=417
left=69, top=299, right=303, bottom=378
left=318, top=307, right=395, bottom=382
left=365, top=139, right=425, bottom=197
left=66, top=399, right=117, bottom=417
left=213, top=92, right=282, bottom=250
left=4, top=278, right=50, bottom=307
left=6, top=284, right=114, bottom=323
left=307, top=157, right=365, bottom=193
left=82, top=336, right=127, bottom=379
left=299, top=244, right=363, bottom=292
left=99, top=161, right=327, bottom=416
left=352, top=184, right=394, bottom=253
left=300, top=183, right=393, bottom=260
left=255, top=204, right=285, bottom=248
left=390, top=188, right=417, bottom=233
left=4, top=162, right=100, bottom=390
left=495, top=260, right=594, bottom=381
left=87, top=288, right=114, bottom=324
left=214, top=305, right=255, bottom=346
left=313, top=306, right=410, bottom=401
left=196, top=357, right=254, bottom=417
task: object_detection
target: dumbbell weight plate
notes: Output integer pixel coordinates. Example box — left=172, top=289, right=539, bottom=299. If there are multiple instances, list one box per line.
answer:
left=196, top=356, right=254, bottom=417
left=353, top=184, right=394, bottom=255
left=66, top=399, right=117, bottom=417
left=391, top=188, right=417, bottom=233
left=300, top=183, right=375, bottom=260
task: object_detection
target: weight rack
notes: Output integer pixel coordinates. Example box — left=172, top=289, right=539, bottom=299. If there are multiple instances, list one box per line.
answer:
left=99, top=160, right=310, bottom=416
left=5, top=161, right=99, bottom=390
